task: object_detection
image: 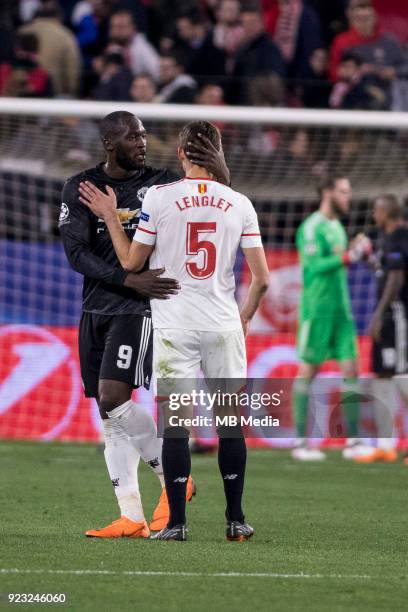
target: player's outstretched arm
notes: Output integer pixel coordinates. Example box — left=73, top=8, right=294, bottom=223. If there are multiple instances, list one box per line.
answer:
left=240, top=247, right=270, bottom=337
left=79, top=180, right=164, bottom=274
left=61, top=181, right=179, bottom=299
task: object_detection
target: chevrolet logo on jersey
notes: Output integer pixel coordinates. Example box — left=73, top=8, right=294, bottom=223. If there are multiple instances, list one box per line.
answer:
left=198, top=183, right=207, bottom=194
left=98, top=208, right=140, bottom=223
left=97, top=208, right=140, bottom=233
left=117, top=208, right=140, bottom=223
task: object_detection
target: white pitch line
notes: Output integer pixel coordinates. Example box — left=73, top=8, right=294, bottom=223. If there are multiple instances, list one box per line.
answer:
left=0, top=569, right=372, bottom=580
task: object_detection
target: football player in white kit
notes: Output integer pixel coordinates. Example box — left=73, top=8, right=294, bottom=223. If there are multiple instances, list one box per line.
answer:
left=79, top=121, right=270, bottom=541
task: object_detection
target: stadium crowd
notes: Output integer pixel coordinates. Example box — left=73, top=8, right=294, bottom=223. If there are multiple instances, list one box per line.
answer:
left=0, top=0, right=407, bottom=110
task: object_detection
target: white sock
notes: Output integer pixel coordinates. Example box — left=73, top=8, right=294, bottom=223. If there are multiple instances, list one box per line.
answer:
left=371, top=379, right=397, bottom=450
left=109, top=400, right=165, bottom=487
left=102, top=418, right=145, bottom=522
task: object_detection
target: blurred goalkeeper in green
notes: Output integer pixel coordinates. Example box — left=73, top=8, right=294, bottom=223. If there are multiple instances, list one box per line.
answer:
left=292, top=175, right=372, bottom=461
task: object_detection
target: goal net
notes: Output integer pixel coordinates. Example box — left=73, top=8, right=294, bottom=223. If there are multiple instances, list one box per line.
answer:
left=0, top=98, right=407, bottom=445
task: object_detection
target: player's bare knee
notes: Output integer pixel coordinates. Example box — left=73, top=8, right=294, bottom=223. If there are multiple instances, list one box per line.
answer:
left=98, top=381, right=132, bottom=413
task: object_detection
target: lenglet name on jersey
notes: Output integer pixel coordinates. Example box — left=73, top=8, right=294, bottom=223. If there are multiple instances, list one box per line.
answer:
left=175, top=195, right=234, bottom=213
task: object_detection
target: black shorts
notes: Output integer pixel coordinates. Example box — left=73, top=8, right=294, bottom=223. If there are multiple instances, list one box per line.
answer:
left=372, top=303, right=408, bottom=375
left=79, top=312, right=153, bottom=398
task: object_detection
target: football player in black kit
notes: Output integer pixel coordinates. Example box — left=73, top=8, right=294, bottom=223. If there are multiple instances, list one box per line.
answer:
left=59, top=111, right=231, bottom=537
left=356, top=195, right=408, bottom=464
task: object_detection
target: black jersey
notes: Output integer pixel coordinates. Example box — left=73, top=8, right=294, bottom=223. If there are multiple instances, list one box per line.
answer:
left=59, top=163, right=179, bottom=316
left=376, top=226, right=408, bottom=309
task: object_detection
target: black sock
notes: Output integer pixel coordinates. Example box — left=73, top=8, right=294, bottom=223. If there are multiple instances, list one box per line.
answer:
left=218, top=434, right=247, bottom=523
left=162, top=427, right=191, bottom=528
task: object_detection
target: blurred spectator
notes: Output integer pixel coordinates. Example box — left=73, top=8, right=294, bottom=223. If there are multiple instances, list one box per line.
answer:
left=19, top=0, right=81, bottom=96
left=329, top=0, right=404, bottom=83
left=195, top=83, right=226, bottom=130
left=130, top=73, right=157, bottom=102
left=0, top=32, right=53, bottom=97
left=190, top=0, right=244, bottom=79
left=195, top=83, right=225, bottom=106
left=92, top=47, right=132, bottom=101
left=156, top=52, right=197, bottom=103
left=248, top=74, right=285, bottom=105
left=171, top=12, right=208, bottom=69
left=108, top=10, right=160, bottom=80
left=299, top=48, right=331, bottom=108
left=274, top=128, right=313, bottom=178
left=330, top=51, right=389, bottom=109
left=229, top=4, right=285, bottom=104
left=111, top=0, right=149, bottom=33
left=148, top=1, right=200, bottom=45
left=71, top=0, right=112, bottom=69
left=307, top=0, right=348, bottom=44
left=262, top=0, right=324, bottom=80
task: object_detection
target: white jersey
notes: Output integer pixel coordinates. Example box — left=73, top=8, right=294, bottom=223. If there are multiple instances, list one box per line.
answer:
left=134, top=177, right=262, bottom=331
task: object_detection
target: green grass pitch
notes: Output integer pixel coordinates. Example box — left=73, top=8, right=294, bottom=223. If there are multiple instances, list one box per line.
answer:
left=0, top=441, right=407, bottom=611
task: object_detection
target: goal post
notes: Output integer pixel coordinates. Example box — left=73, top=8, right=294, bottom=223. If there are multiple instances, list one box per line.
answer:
left=0, top=97, right=407, bottom=444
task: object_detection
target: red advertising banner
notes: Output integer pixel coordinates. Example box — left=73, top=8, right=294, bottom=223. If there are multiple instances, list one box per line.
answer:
left=1, top=324, right=407, bottom=446
left=237, top=250, right=301, bottom=333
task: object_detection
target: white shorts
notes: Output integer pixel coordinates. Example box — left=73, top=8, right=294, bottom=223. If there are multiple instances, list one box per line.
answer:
left=154, top=328, right=247, bottom=380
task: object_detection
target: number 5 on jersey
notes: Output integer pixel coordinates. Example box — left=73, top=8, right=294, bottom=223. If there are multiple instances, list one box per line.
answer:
left=186, top=222, right=216, bottom=280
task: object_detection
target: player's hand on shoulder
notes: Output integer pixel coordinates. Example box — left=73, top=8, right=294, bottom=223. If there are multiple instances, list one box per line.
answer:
left=78, top=181, right=117, bottom=219
left=124, top=268, right=180, bottom=300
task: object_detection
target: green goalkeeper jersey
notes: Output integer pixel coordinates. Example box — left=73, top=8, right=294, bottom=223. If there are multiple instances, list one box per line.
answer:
left=296, top=211, right=352, bottom=320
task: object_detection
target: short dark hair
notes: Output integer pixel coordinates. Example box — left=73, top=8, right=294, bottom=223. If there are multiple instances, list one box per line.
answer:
left=348, top=0, right=373, bottom=9
left=177, top=10, right=206, bottom=26
left=179, top=120, right=221, bottom=152
left=341, top=51, right=363, bottom=66
left=375, top=194, right=403, bottom=220
left=99, top=111, right=136, bottom=142
left=133, top=73, right=155, bottom=83
left=110, top=9, right=135, bottom=24
left=160, top=51, right=186, bottom=69
left=317, top=174, right=348, bottom=198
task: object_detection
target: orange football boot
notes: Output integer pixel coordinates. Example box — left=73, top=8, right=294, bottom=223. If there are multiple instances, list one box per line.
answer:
left=149, top=476, right=196, bottom=532
left=354, top=448, right=398, bottom=463
left=86, top=517, right=150, bottom=538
